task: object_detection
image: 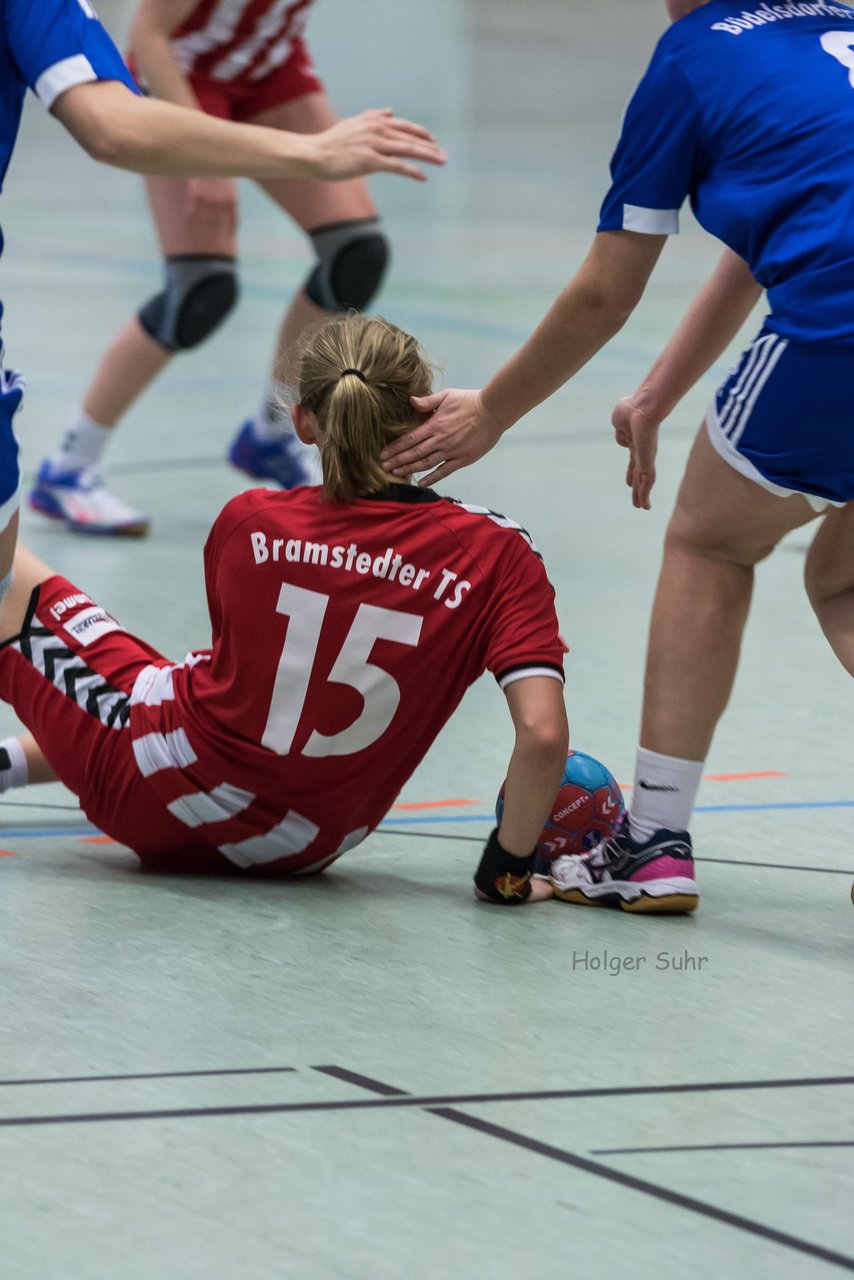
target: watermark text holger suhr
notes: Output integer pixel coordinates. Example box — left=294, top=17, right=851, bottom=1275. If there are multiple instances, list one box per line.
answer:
left=572, top=949, right=709, bottom=976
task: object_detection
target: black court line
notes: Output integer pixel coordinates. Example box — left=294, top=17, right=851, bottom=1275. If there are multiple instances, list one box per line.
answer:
left=377, top=829, right=854, bottom=876
left=431, top=1110, right=854, bottom=1274
left=0, top=1066, right=297, bottom=1089
left=592, top=1139, right=854, bottom=1156
left=322, top=1067, right=854, bottom=1274
left=312, top=1065, right=409, bottom=1097
left=2, top=1073, right=853, bottom=1130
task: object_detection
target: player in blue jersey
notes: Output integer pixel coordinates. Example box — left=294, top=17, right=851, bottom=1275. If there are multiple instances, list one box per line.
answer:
left=381, top=0, right=854, bottom=913
left=0, top=0, right=444, bottom=605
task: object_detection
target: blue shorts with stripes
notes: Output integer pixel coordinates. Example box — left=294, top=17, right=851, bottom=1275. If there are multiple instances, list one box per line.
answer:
left=708, top=323, right=854, bottom=507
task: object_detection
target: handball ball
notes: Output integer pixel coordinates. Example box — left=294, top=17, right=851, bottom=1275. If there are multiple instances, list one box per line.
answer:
left=496, top=749, right=624, bottom=862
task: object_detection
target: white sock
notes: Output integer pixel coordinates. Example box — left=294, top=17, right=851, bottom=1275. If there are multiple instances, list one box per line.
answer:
left=0, top=736, right=29, bottom=792
left=628, top=746, right=704, bottom=842
left=250, top=379, right=295, bottom=441
left=51, top=410, right=112, bottom=472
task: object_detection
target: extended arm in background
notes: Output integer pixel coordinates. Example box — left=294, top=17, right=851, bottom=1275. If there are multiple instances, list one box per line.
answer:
left=52, top=81, right=446, bottom=182
left=612, top=248, right=763, bottom=509
left=381, top=230, right=666, bottom=484
left=473, top=676, right=568, bottom=905
left=129, top=0, right=204, bottom=109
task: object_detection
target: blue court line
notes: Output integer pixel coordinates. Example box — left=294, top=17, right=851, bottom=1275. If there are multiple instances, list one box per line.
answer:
left=382, top=801, right=854, bottom=826
left=0, top=799, right=851, bottom=843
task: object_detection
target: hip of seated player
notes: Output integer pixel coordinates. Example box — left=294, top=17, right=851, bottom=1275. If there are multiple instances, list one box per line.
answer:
left=0, top=572, right=336, bottom=876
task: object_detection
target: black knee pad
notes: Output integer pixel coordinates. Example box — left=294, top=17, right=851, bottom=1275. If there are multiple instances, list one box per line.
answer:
left=304, top=218, right=390, bottom=312
left=138, top=254, right=239, bottom=351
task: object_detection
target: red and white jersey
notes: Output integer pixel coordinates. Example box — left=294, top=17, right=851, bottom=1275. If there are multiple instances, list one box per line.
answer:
left=170, top=0, right=315, bottom=84
left=129, top=485, right=565, bottom=874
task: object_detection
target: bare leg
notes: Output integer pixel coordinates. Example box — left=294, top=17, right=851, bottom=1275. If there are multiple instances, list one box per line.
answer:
left=804, top=502, right=854, bottom=675
left=0, top=542, right=55, bottom=642
left=83, top=175, right=239, bottom=426
left=0, top=509, right=18, bottom=584
left=640, top=425, right=819, bottom=760
left=0, top=545, right=60, bottom=786
left=250, top=93, right=379, bottom=389
left=15, top=731, right=59, bottom=785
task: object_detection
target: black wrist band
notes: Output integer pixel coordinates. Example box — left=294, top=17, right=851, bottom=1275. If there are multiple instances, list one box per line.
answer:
left=473, top=828, right=537, bottom=904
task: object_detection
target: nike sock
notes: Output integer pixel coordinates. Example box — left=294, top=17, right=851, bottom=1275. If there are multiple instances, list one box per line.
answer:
left=628, top=746, right=704, bottom=842
left=51, top=410, right=112, bottom=473
left=0, top=736, right=29, bottom=792
left=250, top=379, right=295, bottom=442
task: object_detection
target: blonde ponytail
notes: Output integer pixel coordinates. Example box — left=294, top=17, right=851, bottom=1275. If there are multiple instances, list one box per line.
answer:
left=297, top=315, right=434, bottom=502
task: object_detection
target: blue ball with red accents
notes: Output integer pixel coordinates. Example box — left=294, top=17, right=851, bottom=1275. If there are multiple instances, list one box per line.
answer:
left=496, top=749, right=624, bottom=863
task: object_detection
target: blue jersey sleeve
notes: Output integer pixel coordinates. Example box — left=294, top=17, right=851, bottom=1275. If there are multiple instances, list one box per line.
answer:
left=5, top=0, right=137, bottom=110
left=598, top=42, right=703, bottom=236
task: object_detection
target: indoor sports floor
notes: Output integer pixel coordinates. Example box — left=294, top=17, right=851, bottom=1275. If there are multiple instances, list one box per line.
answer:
left=2, top=2, right=852, bottom=1276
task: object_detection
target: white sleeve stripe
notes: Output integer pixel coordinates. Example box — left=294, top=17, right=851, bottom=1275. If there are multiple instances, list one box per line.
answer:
left=498, top=666, right=565, bottom=690
left=622, top=204, right=680, bottom=235
left=35, top=55, right=98, bottom=109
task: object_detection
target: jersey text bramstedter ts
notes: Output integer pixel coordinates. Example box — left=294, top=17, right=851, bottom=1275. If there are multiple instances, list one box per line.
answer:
left=249, top=531, right=473, bottom=609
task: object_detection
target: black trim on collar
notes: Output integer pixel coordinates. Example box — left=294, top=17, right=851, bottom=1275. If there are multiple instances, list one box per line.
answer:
left=361, top=484, right=442, bottom=505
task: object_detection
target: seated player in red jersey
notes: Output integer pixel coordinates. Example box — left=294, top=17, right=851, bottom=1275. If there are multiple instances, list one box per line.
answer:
left=0, top=317, right=568, bottom=904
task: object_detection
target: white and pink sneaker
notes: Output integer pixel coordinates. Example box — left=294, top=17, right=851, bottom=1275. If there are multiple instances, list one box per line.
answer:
left=550, top=824, right=698, bottom=914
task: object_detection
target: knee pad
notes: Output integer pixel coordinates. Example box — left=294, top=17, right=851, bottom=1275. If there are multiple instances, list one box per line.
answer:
left=138, top=254, right=239, bottom=352
left=304, top=218, right=389, bottom=312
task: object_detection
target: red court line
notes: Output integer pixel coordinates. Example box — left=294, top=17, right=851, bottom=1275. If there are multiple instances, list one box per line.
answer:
left=392, top=799, right=477, bottom=811
left=84, top=836, right=116, bottom=845
left=704, top=771, right=789, bottom=782
left=0, top=850, right=16, bottom=857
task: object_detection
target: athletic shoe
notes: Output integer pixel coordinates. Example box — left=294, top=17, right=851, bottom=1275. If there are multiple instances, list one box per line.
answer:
left=228, top=419, right=322, bottom=489
left=28, top=462, right=150, bottom=537
left=550, top=824, right=698, bottom=913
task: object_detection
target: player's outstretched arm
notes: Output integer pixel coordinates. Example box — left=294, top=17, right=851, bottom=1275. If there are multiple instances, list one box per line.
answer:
left=612, top=248, right=763, bottom=509
left=473, top=677, right=568, bottom=905
left=52, top=82, right=446, bottom=182
left=382, top=230, right=665, bottom=485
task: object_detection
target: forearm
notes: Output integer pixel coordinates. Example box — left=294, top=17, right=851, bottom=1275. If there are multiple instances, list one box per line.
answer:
left=632, top=249, right=763, bottom=421
left=499, top=738, right=567, bottom=855
left=497, top=678, right=569, bottom=855
left=481, top=231, right=666, bottom=431
left=55, top=83, right=314, bottom=178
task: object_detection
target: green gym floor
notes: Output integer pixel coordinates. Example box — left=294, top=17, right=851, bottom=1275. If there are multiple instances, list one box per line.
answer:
left=2, top=2, right=852, bottom=1276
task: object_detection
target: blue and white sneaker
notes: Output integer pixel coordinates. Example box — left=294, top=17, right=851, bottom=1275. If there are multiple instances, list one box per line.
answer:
left=28, top=461, right=150, bottom=537
left=228, top=419, right=322, bottom=490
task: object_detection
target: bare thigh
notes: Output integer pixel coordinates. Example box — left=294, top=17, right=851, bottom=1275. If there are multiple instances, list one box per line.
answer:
left=804, top=501, right=854, bottom=600
left=670, top=425, right=820, bottom=565
left=250, top=93, right=378, bottom=230
left=0, top=543, right=55, bottom=643
left=145, top=174, right=239, bottom=257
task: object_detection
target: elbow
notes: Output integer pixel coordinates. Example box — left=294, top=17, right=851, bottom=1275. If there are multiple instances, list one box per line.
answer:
left=82, top=111, right=137, bottom=167
left=516, top=714, right=569, bottom=764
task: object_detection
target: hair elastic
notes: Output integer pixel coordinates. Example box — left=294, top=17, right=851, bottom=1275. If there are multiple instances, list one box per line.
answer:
left=340, top=368, right=367, bottom=383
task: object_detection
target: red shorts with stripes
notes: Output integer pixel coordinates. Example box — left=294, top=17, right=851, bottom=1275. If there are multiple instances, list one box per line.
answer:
left=160, top=37, right=324, bottom=123
left=0, top=577, right=243, bottom=875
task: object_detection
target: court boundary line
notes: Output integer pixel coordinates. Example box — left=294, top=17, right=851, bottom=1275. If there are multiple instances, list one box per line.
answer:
left=2, top=1071, right=852, bottom=1128
left=0, top=1066, right=297, bottom=1089
left=313, top=1066, right=854, bottom=1274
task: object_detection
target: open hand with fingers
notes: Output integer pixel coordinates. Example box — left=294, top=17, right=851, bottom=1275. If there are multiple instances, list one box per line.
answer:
left=611, top=395, right=661, bottom=510
left=311, top=109, right=447, bottom=182
left=381, top=388, right=504, bottom=485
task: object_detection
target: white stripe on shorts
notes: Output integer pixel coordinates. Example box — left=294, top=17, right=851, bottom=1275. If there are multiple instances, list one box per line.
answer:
left=167, top=782, right=256, bottom=829
left=718, top=333, right=779, bottom=438
left=728, top=337, right=788, bottom=448
left=219, top=810, right=320, bottom=868
left=132, top=728, right=197, bottom=777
